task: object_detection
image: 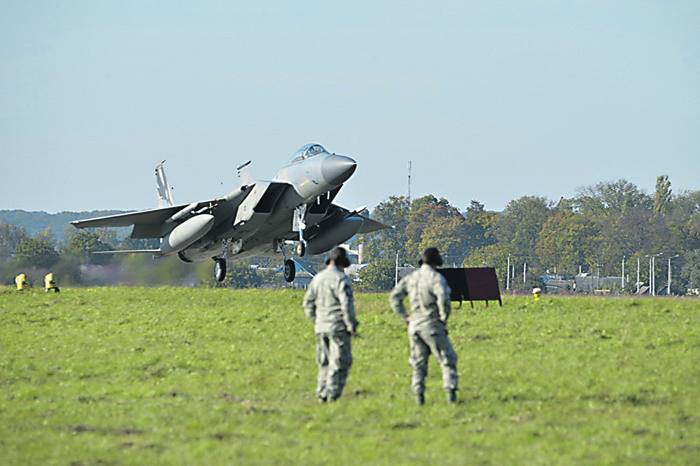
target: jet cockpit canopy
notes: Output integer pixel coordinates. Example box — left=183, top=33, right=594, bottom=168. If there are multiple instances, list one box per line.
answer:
left=290, top=143, right=328, bottom=163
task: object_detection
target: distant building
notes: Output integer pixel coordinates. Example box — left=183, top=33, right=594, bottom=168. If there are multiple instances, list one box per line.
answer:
left=542, top=273, right=623, bottom=294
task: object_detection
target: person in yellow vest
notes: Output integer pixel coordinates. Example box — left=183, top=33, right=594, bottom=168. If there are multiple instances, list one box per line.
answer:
left=15, top=273, right=29, bottom=291
left=44, top=272, right=60, bottom=293
left=532, top=287, right=542, bottom=301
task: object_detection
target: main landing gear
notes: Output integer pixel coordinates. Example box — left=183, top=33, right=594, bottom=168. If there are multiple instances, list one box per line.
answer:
left=214, top=240, right=228, bottom=282
left=214, top=258, right=226, bottom=282
left=212, top=238, right=301, bottom=283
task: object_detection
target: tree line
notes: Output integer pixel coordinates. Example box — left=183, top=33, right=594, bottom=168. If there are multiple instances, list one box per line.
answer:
left=3, top=175, right=699, bottom=294
left=359, top=176, right=700, bottom=294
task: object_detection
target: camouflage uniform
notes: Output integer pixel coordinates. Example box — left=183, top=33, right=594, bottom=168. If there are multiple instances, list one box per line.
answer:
left=390, top=264, right=458, bottom=399
left=303, top=266, right=358, bottom=401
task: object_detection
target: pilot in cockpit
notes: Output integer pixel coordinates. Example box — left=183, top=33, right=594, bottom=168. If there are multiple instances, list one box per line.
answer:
left=291, top=144, right=328, bottom=163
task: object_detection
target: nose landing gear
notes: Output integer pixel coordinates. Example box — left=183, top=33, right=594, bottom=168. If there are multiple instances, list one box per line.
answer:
left=284, top=259, right=296, bottom=283
left=277, top=239, right=298, bottom=283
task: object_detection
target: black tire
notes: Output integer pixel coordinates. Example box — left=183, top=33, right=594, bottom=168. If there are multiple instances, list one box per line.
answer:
left=284, top=259, right=296, bottom=283
left=295, top=242, right=306, bottom=257
left=215, top=259, right=227, bottom=282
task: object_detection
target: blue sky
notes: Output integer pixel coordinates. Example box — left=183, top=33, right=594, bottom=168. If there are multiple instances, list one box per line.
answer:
left=1, top=1, right=698, bottom=214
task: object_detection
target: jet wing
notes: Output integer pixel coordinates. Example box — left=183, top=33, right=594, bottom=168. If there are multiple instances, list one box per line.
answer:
left=71, top=185, right=253, bottom=239
left=70, top=205, right=184, bottom=229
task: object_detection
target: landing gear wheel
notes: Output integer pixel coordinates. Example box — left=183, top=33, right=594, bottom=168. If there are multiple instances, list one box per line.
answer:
left=284, top=259, right=296, bottom=283
left=215, top=258, right=227, bottom=282
left=295, top=241, right=306, bottom=257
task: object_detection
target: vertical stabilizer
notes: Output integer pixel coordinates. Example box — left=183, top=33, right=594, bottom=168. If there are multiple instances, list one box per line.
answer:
left=237, top=160, right=253, bottom=186
left=155, top=161, right=176, bottom=207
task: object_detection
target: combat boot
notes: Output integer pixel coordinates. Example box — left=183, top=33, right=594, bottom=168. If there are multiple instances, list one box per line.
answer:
left=447, top=389, right=457, bottom=404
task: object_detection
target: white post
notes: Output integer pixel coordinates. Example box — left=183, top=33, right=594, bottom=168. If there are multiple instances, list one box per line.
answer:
left=652, top=255, right=656, bottom=296
left=395, top=252, right=399, bottom=287
left=523, top=262, right=527, bottom=283
left=506, top=254, right=511, bottom=290
left=621, top=256, right=625, bottom=291
left=636, top=258, right=640, bottom=294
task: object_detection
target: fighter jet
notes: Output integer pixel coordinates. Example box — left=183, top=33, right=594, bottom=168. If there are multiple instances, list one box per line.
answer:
left=71, top=143, right=389, bottom=282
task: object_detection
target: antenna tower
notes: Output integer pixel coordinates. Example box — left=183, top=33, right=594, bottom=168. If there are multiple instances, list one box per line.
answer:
left=407, top=161, right=412, bottom=200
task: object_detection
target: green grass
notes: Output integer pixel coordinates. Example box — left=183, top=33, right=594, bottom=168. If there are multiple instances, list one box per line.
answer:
left=1, top=287, right=698, bottom=465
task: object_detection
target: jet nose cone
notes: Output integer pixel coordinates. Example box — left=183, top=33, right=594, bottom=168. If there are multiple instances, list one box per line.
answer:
left=322, top=154, right=357, bottom=186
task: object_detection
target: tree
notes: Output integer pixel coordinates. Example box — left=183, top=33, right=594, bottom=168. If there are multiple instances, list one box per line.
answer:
left=573, top=179, right=651, bottom=217
left=679, top=249, right=700, bottom=292
left=405, top=195, right=449, bottom=256
left=14, top=237, right=60, bottom=268
left=535, top=211, right=600, bottom=276
left=653, top=175, right=672, bottom=216
left=595, top=206, right=653, bottom=262
left=118, top=237, right=160, bottom=251
left=418, top=215, right=468, bottom=266
left=463, top=243, right=518, bottom=290
left=493, top=196, right=551, bottom=266
left=35, top=227, right=58, bottom=248
left=666, top=189, right=700, bottom=223
left=405, top=195, right=465, bottom=261
left=361, top=196, right=410, bottom=266
left=357, top=257, right=396, bottom=291
left=464, top=200, right=497, bottom=254
left=0, top=222, right=29, bottom=263
left=62, top=230, right=114, bottom=265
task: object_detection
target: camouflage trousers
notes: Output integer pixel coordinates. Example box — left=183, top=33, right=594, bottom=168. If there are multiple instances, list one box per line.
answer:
left=409, top=323, right=458, bottom=396
left=315, top=330, right=353, bottom=400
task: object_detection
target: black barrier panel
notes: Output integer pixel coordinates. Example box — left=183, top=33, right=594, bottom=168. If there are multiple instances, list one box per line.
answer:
left=438, top=267, right=502, bottom=307
left=437, top=268, right=471, bottom=302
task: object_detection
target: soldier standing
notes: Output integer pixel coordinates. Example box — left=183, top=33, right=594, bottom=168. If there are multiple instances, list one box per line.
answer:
left=390, top=247, right=458, bottom=405
left=303, top=247, right=358, bottom=402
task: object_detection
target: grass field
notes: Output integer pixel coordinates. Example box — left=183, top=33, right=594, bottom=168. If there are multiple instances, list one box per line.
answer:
left=1, top=287, right=698, bottom=465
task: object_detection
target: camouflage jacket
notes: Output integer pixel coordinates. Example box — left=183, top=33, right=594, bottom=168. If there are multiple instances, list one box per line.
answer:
left=390, top=264, right=452, bottom=329
left=303, top=266, right=358, bottom=334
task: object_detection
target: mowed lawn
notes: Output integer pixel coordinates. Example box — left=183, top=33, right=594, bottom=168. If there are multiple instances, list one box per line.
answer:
left=0, top=287, right=698, bottom=465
